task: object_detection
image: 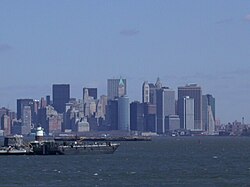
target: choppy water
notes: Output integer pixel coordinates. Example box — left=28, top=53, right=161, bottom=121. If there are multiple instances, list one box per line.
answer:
left=1, top=136, right=250, bottom=186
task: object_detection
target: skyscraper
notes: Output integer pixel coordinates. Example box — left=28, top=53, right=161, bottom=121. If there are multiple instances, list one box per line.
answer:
left=156, top=87, right=176, bottom=134
left=106, top=99, right=118, bottom=130
left=22, top=106, right=32, bottom=135
left=107, top=78, right=127, bottom=100
left=202, top=94, right=215, bottom=133
left=183, top=96, right=195, bottom=131
left=142, top=81, right=150, bottom=103
left=118, top=96, right=130, bottom=131
left=130, top=101, right=144, bottom=131
left=52, top=84, right=70, bottom=113
left=178, top=84, right=202, bottom=130
left=17, top=99, right=34, bottom=120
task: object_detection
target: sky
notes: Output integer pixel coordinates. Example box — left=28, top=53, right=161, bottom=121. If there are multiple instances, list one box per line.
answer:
left=0, top=0, right=250, bottom=123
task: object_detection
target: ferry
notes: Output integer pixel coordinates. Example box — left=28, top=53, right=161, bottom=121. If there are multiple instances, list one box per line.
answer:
left=29, top=127, right=120, bottom=155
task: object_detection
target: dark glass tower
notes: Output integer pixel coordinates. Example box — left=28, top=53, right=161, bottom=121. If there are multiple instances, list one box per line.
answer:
left=130, top=101, right=144, bottom=131
left=52, top=84, right=70, bottom=113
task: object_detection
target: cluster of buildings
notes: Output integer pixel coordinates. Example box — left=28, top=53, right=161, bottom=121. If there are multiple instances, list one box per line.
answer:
left=0, top=77, right=222, bottom=136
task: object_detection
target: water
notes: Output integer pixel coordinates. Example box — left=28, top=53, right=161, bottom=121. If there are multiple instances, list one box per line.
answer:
left=1, top=136, right=250, bottom=186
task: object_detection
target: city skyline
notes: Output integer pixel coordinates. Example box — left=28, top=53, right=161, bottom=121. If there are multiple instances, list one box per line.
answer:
left=1, top=1, right=250, bottom=123
left=0, top=78, right=245, bottom=124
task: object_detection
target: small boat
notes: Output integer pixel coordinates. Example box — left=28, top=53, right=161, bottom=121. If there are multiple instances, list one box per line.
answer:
left=57, top=141, right=120, bottom=155
left=0, top=135, right=30, bottom=155
left=0, top=147, right=28, bottom=155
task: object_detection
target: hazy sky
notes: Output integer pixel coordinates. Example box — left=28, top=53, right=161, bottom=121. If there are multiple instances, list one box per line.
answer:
left=0, top=1, right=250, bottom=123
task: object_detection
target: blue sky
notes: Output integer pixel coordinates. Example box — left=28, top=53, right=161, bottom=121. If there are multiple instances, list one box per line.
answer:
left=0, top=1, right=250, bottom=123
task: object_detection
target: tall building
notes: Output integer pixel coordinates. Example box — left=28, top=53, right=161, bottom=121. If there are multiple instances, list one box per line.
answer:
left=143, top=103, right=156, bottom=132
left=202, top=94, right=215, bottom=134
left=142, top=81, right=150, bottom=103
left=38, top=105, right=62, bottom=134
left=83, top=88, right=97, bottom=100
left=156, top=87, right=176, bottom=134
left=183, top=96, right=195, bottom=131
left=130, top=101, right=144, bottom=131
left=22, top=106, right=32, bottom=135
left=52, top=84, right=70, bottom=113
left=17, top=99, right=34, bottom=120
left=107, top=78, right=127, bottom=100
left=106, top=99, right=118, bottom=130
left=46, top=95, right=51, bottom=106
left=118, top=96, right=130, bottom=131
left=0, top=107, right=10, bottom=131
left=178, top=84, right=202, bottom=130
left=1, top=114, right=11, bottom=135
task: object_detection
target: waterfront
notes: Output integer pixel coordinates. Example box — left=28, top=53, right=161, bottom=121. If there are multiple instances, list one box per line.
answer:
left=1, top=136, right=250, bottom=186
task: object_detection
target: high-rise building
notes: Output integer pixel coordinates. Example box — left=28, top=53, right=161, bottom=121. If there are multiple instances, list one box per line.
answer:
left=156, top=87, right=176, bottom=134
left=118, top=96, right=130, bottom=131
left=38, top=105, right=62, bottom=134
left=178, top=84, right=202, bottom=130
left=106, top=99, right=118, bottom=130
left=83, top=88, right=97, bottom=100
left=46, top=95, right=51, bottom=106
left=107, top=78, right=127, bottom=100
left=130, top=101, right=144, bottom=131
left=22, top=106, right=32, bottom=135
left=148, top=83, right=156, bottom=104
left=0, top=107, right=10, bottom=131
left=1, top=114, right=11, bottom=136
left=183, top=96, right=195, bottom=131
left=143, top=103, right=156, bottom=132
left=17, top=99, right=34, bottom=120
left=52, top=84, right=70, bottom=113
left=142, top=81, right=150, bottom=103
left=202, top=94, right=215, bottom=133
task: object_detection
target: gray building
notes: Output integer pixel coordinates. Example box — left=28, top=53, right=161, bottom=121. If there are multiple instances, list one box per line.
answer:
left=21, top=106, right=32, bottom=135
left=178, top=84, right=202, bottom=130
left=202, top=94, right=215, bottom=134
left=183, top=96, right=195, bottom=131
left=118, top=96, right=130, bottom=131
left=142, top=81, right=150, bottom=103
left=156, top=87, right=176, bottom=134
left=107, top=78, right=127, bottom=100
left=17, top=99, right=35, bottom=123
left=165, top=115, right=180, bottom=131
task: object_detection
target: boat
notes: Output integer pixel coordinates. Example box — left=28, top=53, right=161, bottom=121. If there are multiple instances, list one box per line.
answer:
left=29, top=127, right=120, bottom=155
left=57, top=141, right=120, bottom=155
left=0, top=135, right=30, bottom=155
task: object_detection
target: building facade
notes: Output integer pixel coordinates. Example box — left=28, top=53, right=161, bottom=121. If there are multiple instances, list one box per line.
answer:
left=202, top=94, right=215, bottom=134
left=118, top=96, right=130, bottom=131
left=183, top=96, right=195, bottom=131
left=107, top=78, right=127, bottom=100
left=178, top=84, right=202, bottom=130
left=52, top=84, right=70, bottom=114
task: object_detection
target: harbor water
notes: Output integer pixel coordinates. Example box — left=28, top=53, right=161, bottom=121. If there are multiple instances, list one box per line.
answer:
left=1, top=136, right=250, bottom=186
